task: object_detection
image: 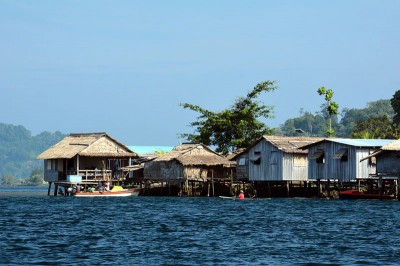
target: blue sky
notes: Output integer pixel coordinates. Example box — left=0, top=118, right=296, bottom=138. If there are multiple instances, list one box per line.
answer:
left=1, top=0, right=399, bottom=145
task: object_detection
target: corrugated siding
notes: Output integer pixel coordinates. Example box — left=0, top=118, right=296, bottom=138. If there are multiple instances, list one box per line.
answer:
left=377, top=152, right=400, bottom=174
left=235, top=153, right=249, bottom=179
left=356, top=149, right=376, bottom=178
left=248, top=140, right=284, bottom=181
left=308, top=142, right=377, bottom=181
left=308, top=142, right=329, bottom=180
left=283, top=153, right=308, bottom=181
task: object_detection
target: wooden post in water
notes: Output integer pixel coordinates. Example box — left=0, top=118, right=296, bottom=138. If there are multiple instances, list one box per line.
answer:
left=378, top=176, right=383, bottom=200
left=317, top=179, right=321, bottom=198
left=211, top=169, right=215, bottom=197
left=397, top=177, right=400, bottom=201
left=327, top=179, right=331, bottom=198
left=207, top=181, right=210, bottom=197
left=54, top=183, right=58, bottom=196
left=286, top=181, right=290, bottom=197
left=47, top=182, right=52, bottom=196
left=267, top=182, right=271, bottom=198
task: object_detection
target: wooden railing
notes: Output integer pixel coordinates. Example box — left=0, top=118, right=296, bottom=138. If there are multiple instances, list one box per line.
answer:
left=77, top=170, right=113, bottom=181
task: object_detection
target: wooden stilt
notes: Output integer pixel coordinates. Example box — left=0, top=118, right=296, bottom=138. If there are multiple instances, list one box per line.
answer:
left=327, top=179, right=331, bottom=198
left=397, top=177, right=400, bottom=201
left=54, top=184, right=58, bottom=196
left=286, top=181, right=290, bottom=197
left=48, top=182, right=52, bottom=196
left=267, top=182, right=271, bottom=197
left=379, top=176, right=383, bottom=200
left=317, top=179, right=321, bottom=198
left=211, top=170, right=215, bottom=197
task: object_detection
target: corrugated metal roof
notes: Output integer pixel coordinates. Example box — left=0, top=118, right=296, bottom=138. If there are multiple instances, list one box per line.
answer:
left=128, top=146, right=174, bottom=155
left=327, top=138, right=394, bottom=147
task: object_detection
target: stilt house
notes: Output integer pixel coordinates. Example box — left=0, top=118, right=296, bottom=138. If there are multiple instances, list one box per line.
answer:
left=301, top=138, right=394, bottom=182
left=144, top=143, right=235, bottom=186
left=361, top=139, right=400, bottom=177
left=37, top=133, right=138, bottom=184
left=233, top=136, right=322, bottom=181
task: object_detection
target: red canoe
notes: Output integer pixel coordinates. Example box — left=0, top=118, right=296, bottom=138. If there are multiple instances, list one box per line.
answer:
left=339, top=189, right=395, bottom=200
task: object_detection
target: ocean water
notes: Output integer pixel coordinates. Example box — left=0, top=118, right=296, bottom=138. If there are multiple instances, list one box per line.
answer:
left=1, top=186, right=400, bottom=265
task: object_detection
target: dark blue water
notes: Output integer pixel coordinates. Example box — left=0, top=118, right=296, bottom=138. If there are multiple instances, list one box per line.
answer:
left=1, top=186, right=400, bottom=265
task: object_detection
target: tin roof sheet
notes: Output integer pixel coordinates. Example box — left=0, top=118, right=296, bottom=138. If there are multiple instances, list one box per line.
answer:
left=327, top=138, right=394, bottom=147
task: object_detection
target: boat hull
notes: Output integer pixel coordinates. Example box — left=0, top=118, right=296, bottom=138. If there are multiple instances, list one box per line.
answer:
left=339, top=190, right=395, bottom=200
left=74, top=188, right=141, bottom=197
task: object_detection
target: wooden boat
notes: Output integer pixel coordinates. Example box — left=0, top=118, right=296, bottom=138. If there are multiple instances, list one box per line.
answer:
left=219, top=196, right=238, bottom=200
left=339, top=189, right=395, bottom=200
left=74, top=187, right=141, bottom=197
left=218, top=196, right=257, bottom=200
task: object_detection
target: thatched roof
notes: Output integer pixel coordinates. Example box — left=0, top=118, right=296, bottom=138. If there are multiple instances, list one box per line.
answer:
left=154, top=143, right=234, bottom=166
left=380, top=140, right=400, bottom=151
left=37, top=133, right=137, bottom=160
left=359, top=139, right=400, bottom=161
left=226, top=148, right=246, bottom=161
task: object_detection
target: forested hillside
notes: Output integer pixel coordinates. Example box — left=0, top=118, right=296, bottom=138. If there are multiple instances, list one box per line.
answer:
left=0, top=123, right=65, bottom=180
left=279, top=99, right=396, bottom=137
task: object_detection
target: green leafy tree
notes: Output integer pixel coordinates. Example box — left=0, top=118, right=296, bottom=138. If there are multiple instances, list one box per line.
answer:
left=25, top=168, right=44, bottom=186
left=337, top=100, right=394, bottom=137
left=391, top=90, right=400, bottom=125
left=1, top=175, right=17, bottom=185
left=351, top=116, right=400, bottom=139
left=280, top=110, right=326, bottom=136
left=317, top=87, right=339, bottom=137
left=181, top=81, right=278, bottom=154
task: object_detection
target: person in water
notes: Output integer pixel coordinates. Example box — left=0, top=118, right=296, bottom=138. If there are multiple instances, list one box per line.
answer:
left=238, top=190, right=245, bottom=199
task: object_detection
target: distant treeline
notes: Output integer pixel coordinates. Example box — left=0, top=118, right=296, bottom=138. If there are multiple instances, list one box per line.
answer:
left=279, top=99, right=395, bottom=138
left=0, top=123, right=65, bottom=180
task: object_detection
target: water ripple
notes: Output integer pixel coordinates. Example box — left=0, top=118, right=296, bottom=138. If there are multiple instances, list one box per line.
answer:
left=1, top=191, right=400, bottom=265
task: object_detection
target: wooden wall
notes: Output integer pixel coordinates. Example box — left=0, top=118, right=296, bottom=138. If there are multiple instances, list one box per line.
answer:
left=376, top=152, right=400, bottom=175
left=307, top=142, right=376, bottom=181
left=245, top=140, right=309, bottom=181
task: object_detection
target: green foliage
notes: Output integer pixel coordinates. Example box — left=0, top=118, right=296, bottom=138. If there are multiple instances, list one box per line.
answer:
left=0, top=123, right=65, bottom=179
left=279, top=110, right=326, bottom=136
left=317, top=87, right=339, bottom=137
left=391, top=90, right=400, bottom=125
left=181, top=81, right=278, bottom=154
left=1, top=174, right=18, bottom=185
left=351, top=116, right=400, bottom=139
left=25, top=168, right=44, bottom=186
left=281, top=100, right=394, bottom=138
left=337, top=100, right=394, bottom=137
